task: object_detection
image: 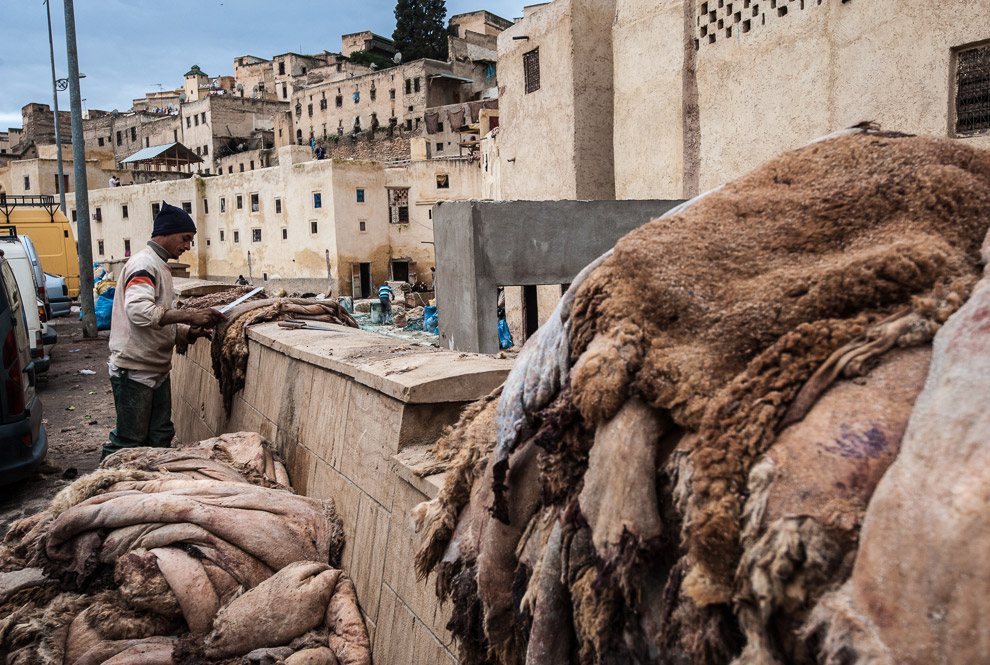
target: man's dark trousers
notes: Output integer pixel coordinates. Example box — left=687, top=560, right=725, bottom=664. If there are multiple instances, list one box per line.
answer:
left=102, top=370, right=174, bottom=459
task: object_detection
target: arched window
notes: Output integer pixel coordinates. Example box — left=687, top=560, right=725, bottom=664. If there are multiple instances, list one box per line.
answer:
left=296, top=129, right=303, bottom=145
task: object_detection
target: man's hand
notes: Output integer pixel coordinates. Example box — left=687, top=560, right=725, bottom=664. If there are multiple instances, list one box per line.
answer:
left=160, top=307, right=225, bottom=328
left=189, top=326, right=214, bottom=341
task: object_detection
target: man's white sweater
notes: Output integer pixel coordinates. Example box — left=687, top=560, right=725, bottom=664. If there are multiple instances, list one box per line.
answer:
left=108, top=243, right=189, bottom=375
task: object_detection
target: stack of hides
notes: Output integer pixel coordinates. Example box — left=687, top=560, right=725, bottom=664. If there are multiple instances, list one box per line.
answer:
left=0, top=432, right=370, bottom=665
left=411, top=126, right=990, bottom=665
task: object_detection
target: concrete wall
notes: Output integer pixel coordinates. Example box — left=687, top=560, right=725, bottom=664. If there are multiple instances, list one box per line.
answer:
left=434, top=199, right=684, bottom=353
left=170, top=313, right=513, bottom=665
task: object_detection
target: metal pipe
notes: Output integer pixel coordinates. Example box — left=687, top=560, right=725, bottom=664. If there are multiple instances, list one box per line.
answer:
left=63, top=0, right=97, bottom=337
left=44, top=0, right=66, bottom=214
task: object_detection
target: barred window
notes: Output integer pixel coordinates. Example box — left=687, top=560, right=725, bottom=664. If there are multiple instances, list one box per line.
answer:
left=524, top=48, right=540, bottom=94
left=955, top=43, right=990, bottom=136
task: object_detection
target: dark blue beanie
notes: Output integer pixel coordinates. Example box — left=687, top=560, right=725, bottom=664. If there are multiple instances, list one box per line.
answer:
left=152, top=201, right=196, bottom=236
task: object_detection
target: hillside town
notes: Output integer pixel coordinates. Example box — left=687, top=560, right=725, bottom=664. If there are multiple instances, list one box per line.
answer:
left=1, top=1, right=990, bottom=665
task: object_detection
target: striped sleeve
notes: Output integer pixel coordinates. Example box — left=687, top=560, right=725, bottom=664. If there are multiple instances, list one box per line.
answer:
left=123, top=268, right=164, bottom=328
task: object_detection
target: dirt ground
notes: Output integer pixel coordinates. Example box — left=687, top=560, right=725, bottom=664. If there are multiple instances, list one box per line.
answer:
left=0, top=314, right=115, bottom=536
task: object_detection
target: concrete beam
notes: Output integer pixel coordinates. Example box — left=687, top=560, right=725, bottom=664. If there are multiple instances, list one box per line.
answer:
left=434, top=199, right=685, bottom=354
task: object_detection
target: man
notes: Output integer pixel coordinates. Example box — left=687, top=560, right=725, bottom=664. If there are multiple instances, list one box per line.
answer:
left=103, top=202, right=223, bottom=459
left=378, top=283, right=394, bottom=324
left=314, top=142, right=326, bottom=160
left=235, top=275, right=249, bottom=285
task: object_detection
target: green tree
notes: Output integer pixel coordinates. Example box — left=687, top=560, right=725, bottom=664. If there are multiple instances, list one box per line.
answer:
left=393, top=0, right=448, bottom=62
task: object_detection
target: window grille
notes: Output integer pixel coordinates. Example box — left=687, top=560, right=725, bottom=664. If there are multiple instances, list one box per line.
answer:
left=956, top=44, right=990, bottom=135
left=524, top=49, right=540, bottom=93
left=389, top=188, right=409, bottom=224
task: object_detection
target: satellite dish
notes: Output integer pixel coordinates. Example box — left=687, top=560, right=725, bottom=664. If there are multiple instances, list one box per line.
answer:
left=236, top=83, right=243, bottom=91
left=178, top=92, right=186, bottom=102
left=393, top=52, right=402, bottom=64
left=370, top=63, right=378, bottom=70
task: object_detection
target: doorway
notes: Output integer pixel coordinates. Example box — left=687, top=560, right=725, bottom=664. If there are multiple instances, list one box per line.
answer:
left=351, top=262, right=372, bottom=298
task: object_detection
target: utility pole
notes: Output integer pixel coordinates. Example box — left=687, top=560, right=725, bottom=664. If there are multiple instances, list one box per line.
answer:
left=63, top=0, right=97, bottom=337
left=44, top=0, right=66, bottom=214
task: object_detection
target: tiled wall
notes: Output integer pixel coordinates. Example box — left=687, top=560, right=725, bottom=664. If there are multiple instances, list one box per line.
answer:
left=171, top=326, right=509, bottom=664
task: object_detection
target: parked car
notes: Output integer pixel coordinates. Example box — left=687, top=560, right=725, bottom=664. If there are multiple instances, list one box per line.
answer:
left=19, top=235, right=54, bottom=321
left=0, top=228, right=53, bottom=372
left=0, top=252, right=46, bottom=485
left=45, top=272, right=72, bottom=318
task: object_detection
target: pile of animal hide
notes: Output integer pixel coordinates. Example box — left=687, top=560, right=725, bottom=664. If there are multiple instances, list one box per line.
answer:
left=411, top=126, right=990, bottom=665
left=0, top=432, right=370, bottom=665
left=209, top=299, right=359, bottom=414
left=176, top=287, right=267, bottom=311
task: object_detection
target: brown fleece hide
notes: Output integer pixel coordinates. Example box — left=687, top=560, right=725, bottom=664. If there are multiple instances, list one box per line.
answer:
left=733, top=345, right=931, bottom=665
left=324, top=575, right=371, bottom=665
left=804, top=276, right=990, bottom=665
left=212, top=299, right=358, bottom=414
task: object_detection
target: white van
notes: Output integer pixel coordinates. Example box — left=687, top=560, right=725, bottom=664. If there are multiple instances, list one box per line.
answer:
left=0, top=228, right=53, bottom=372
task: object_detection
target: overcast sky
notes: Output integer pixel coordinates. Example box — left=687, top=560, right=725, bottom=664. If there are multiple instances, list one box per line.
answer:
left=0, top=0, right=528, bottom=130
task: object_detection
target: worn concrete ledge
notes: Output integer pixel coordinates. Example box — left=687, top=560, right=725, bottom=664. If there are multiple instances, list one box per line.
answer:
left=248, top=322, right=510, bottom=403
left=172, top=320, right=512, bottom=665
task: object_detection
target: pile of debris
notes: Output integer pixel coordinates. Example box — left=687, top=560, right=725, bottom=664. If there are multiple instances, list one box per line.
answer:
left=0, top=432, right=370, bottom=665
left=411, top=127, right=990, bottom=664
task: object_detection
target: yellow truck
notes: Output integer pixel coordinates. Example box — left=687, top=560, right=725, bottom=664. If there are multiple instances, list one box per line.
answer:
left=0, top=195, right=80, bottom=297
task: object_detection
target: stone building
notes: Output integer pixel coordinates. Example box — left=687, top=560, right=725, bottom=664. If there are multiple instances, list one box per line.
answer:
left=340, top=31, right=397, bottom=60
left=4, top=103, right=72, bottom=161
left=77, top=144, right=483, bottom=295
left=449, top=9, right=515, bottom=38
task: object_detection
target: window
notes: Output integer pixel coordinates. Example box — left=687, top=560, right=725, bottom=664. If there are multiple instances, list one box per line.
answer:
left=203, top=144, right=208, bottom=155
left=97, top=240, right=104, bottom=255
left=281, top=228, right=287, bottom=240
left=220, top=197, right=226, bottom=213
left=524, top=48, right=541, bottom=93
left=359, top=221, right=366, bottom=232
left=94, top=207, right=102, bottom=221
left=236, top=195, right=243, bottom=209
left=116, top=130, right=122, bottom=146
left=414, top=77, right=420, bottom=92
left=308, top=103, right=313, bottom=117
left=98, top=137, right=104, bottom=146
left=250, top=160, right=254, bottom=170
left=22, top=176, right=29, bottom=191
left=320, top=98, right=327, bottom=110
left=71, top=209, right=77, bottom=222
left=406, top=119, right=413, bottom=131
left=54, top=174, right=68, bottom=194
left=203, top=199, right=208, bottom=214
left=152, top=202, right=161, bottom=217
left=194, top=115, right=199, bottom=126
left=279, top=61, right=285, bottom=75
left=173, top=129, right=178, bottom=142
left=955, top=43, right=990, bottom=135
left=206, top=238, right=211, bottom=246
left=405, top=79, right=411, bottom=94
left=436, top=174, right=450, bottom=189
left=233, top=230, right=240, bottom=243
left=239, top=164, right=244, bottom=172
left=302, top=67, right=307, bottom=74
left=436, top=142, right=444, bottom=154
left=354, top=92, right=360, bottom=104
left=196, top=146, right=201, bottom=155
left=310, top=221, right=318, bottom=234
left=282, top=83, right=288, bottom=98
left=250, top=193, right=259, bottom=212
left=181, top=201, right=192, bottom=214
left=275, top=198, right=282, bottom=214
left=228, top=166, right=233, bottom=174
left=220, top=230, right=225, bottom=242
left=124, top=239, right=131, bottom=257
left=186, top=117, right=192, bottom=128
left=130, top=127, right=137, bottom=141
left=145, top=137, right=150, bottom=147
left=313, top=192, right=322, bottom=208
left=356, top=188, right=365, bottom=203
left=389, top=89, right=395, bottom=100
left=122, top=204, right=128, bottom=219
left=370, top=88, right=376, bottom=101
left=389, top=188, right=409, bottom=223
left=201, top=112, right=206, bottom=123
left=336, top=95, right=343, bottom=107
left=252, top=228, right=261, bottom=242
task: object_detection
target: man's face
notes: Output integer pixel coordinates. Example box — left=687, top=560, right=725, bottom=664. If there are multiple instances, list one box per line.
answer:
left=159, top=232, right=195, bottom=259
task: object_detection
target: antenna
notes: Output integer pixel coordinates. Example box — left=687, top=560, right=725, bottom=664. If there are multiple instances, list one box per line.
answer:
left=393, top=52, right=402, bottom=64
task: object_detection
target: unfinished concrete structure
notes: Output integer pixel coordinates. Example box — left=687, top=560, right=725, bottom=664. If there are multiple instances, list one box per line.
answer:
left=434, top=199, right=683, bottom=354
